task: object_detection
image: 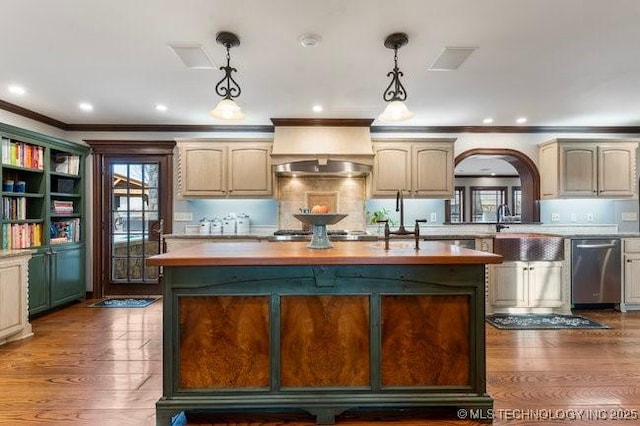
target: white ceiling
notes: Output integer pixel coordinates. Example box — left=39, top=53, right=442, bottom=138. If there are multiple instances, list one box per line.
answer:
left=2, top=0, right=640, bottom=127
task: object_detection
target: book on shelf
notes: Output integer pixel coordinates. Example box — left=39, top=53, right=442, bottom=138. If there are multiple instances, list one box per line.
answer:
left=2, top=222, right=43, bottom=249
left=50, top=218, right=80, bottom=243
left=1, top=137, right=44, bottom=170
left=52, top=200, right=74, bottom=214
left=2, top=196, right=27, bottom=220
left=53, top=154, right=80, bottom=175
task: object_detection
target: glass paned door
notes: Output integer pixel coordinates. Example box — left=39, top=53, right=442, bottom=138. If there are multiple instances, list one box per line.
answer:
left=105, top=159, right=165, bottom=295
left=111, top=162, right=160, bottom=283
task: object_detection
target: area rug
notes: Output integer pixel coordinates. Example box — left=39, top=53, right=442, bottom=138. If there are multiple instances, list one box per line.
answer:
left=89, top=297, right=160, bottom=308
left=486, top=313, right=609, bottom=330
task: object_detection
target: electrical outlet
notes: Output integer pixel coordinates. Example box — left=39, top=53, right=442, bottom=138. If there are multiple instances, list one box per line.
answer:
left=430, top=212, right=437, bottom=222
left=570, top=213, right=577, bottom=222
left=174, top=212, right=193, bottom=221
left=586, top=212, right=594, bottom=222
left=551, top=212, right=560, bottom=222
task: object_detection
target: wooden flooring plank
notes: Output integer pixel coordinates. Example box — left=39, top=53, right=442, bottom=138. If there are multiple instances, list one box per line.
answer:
left=1, top=301, right=639, bottom=425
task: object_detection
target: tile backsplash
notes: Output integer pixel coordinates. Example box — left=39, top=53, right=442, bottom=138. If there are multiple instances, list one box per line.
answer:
left=277, top=176, right=367, bottom=231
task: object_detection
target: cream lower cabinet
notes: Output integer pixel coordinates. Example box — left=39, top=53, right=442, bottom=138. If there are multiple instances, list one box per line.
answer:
left=488, top=261, right=565, bottom=313
left=0, top=253, right=33, bottom=345
left=177, top=140, right=272, bottom=197
left=623, top=238, right=640, bottom=310
left=372, top=139, right=455, bottom=198
left=539, top=139, right=638, bottom=199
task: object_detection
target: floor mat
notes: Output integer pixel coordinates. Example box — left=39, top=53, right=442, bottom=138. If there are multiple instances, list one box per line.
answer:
left=88, top=297, right=160, bottom=308
left=486, top=313, right=609, bottom=329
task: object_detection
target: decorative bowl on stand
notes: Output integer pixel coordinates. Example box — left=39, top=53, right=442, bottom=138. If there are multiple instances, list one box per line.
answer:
left=293, top=213, right=348, bottom=249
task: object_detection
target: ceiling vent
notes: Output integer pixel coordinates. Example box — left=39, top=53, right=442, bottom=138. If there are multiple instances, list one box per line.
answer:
left=428, top=46, right=477, bottom=71
left=168, top=43, right=216, bottom=69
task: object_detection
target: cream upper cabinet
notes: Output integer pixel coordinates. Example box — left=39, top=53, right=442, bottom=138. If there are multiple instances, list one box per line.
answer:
left=372, top=139, right=455, bottom=198
left=371, top=143, right=411, bottom=196
left=412, top=143, right=454, bottom=197
left=227, top=145, right=272, bottom=196
left=179, top=142, right=227, bottom=196
left=177, top=140, right=272, bottom=198
left=539, top=139, right=638, bottom=199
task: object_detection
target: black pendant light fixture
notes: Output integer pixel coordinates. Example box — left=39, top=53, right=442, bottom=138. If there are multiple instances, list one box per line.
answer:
left=210, top=31, right=245, bottom=121
left=378, top=32, right=414, bottom=122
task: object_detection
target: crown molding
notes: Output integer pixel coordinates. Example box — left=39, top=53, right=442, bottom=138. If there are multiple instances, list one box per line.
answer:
left=0, top=99, right=69, bottom=130
left=371, top=125, right=640, bottom=133
left=65, top=123, right=274, bottom=133
left=270, top=118, right=375, bottom=127
left=2, top=99, right=640, bottom=134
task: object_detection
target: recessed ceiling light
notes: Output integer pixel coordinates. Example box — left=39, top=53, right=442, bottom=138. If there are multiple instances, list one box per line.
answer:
left=482, top=117, right=493, bottom=124
left=79, top=102, right=93, bottom=112
left=312, top=105, right=323, bottom=113
left=516, top=117, right=527, bottom=124
left=156, top=104, right=168, bottom=112
left=8, top=85, right=26, bottom=95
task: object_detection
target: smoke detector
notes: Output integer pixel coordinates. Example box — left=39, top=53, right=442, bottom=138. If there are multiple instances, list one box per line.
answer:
left=298, top=33, right=322, bottom=47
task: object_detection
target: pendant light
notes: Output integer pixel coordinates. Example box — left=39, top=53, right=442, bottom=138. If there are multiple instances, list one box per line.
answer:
left=210, top=31, right=245, bottom=121
left=378, top=32, right=414, bottom=122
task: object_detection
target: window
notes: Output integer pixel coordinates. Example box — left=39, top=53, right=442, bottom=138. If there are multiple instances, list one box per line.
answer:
left=511, top=186, right=522, bottom=217
left=449, top=186, right=465, bottom=223
left=470, top=186, right=507, bottom=222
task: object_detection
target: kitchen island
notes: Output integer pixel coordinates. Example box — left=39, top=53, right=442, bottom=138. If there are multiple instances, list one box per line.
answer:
left=147, top=241, right=502, bottom=425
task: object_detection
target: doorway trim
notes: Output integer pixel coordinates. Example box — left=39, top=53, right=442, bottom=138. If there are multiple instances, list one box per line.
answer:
left=86, top=140, right=175, bottom=297
left=453, top=148, right=540, bottom=223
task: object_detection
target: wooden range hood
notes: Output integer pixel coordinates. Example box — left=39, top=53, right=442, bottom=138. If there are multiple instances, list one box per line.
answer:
left=270, top=118, right=374, bottom=176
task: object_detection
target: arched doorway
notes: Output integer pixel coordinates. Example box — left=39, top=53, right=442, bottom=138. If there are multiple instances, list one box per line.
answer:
left=449, top=148, right=540, bottom=223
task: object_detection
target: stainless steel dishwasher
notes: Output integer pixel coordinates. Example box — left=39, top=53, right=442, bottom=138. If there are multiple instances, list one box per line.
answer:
left=571, top=238, right=621, bottom=304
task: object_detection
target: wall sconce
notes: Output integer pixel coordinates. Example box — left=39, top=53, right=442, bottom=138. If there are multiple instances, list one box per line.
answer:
left=378, top=32, right=414, bottom=122
left=210, top=31, right=245, bottom=121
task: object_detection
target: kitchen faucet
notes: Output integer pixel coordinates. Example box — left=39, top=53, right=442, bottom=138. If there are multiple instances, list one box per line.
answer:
left=496, top=203, right=511, bottom=233
left=377, top=189, right=426, bottom=250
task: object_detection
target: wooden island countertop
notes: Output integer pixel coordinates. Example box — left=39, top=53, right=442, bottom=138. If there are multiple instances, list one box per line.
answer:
left=147, top=240, right=502, bottom=267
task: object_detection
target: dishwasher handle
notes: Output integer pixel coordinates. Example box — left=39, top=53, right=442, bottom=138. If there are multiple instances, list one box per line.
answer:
left=575, top=243, right=617, bottom=249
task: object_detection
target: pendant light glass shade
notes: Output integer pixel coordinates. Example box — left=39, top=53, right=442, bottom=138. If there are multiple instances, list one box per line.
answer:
left=210, top=98, right=245, bottom=121
left=378, top=100, right=414, bottom=122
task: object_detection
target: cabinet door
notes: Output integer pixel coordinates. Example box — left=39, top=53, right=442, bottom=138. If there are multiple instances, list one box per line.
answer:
left=559, top=145, right=597, bottom=197
left=624, top=254, right=640, bottom=304
left=228, top=144, right=272, bottom=196
left=179, top=144, right=226, bottom=196
left=50, top=245, right=85, bottom=307
left=0, top=261, right=24, bottom=339
left=372, top=144, right=411, bottom=196
left=527, top=261, right=564, bottom=307
left=488, top=262, right=526, bottom=307
left=28, top=250, right=50, bottom=315
left=412, top=143, right=453, bottom=197
left=539, top=143, right=559, bottom=199
left=598, top=144, right=636, bottom=197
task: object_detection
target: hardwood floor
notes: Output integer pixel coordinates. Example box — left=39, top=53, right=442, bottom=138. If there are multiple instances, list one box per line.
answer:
left=1, top=302, right=639, bottom=425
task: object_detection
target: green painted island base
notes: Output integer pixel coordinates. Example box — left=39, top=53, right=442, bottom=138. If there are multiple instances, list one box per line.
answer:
left=155, top=263, right=493, bottom=425
left=157, top=394, right=494, bottom=425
